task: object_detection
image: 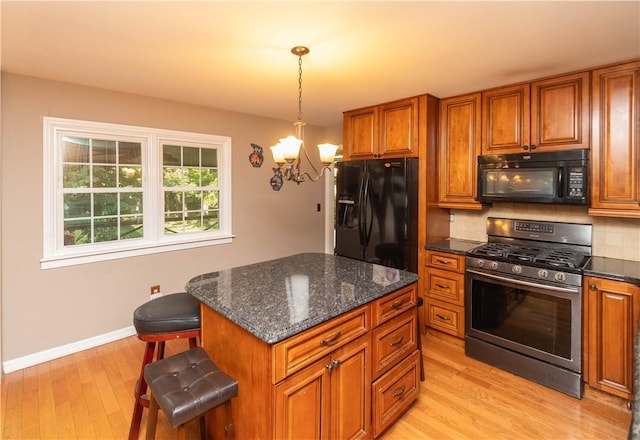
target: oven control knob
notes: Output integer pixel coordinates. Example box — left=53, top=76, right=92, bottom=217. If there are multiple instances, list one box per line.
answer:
left=537, top=269, right=549, bottom=279
left=476, top=259, right=485, bottom=268
left=554, top=272, right=566, bottom=282
left=512, top=265, right=522, bottom=274
left=489, top=261, right=499, bottom=270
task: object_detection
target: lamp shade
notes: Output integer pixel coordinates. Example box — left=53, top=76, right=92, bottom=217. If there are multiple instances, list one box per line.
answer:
left=317, top=144, right=338, bottom=164
left=270, top=144, right=286, bottom=165
left=279, top=136, right=303, bottom=161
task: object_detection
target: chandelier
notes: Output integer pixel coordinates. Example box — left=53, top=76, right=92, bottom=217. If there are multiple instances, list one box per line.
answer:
left=269, top=46, right=338, bottom=191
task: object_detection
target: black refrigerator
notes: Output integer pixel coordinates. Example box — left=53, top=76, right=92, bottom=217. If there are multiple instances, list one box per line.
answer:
left=335, top=158, right=418, bottom=273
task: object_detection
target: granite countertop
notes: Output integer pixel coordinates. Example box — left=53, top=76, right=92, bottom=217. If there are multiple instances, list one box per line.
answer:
left=185, top=253, right=419, bottom=344
left=426, top=238, right=485, bottom=255
left=584, top=256, right=640, bottom=286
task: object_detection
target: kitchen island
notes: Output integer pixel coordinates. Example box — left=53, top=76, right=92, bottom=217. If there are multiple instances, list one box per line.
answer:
left=186, top=252, right=420, bottom=439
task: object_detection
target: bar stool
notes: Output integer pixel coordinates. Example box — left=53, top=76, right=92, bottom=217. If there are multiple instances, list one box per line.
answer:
left=128, top=293, right=201, bottom=440
left=144, top=347, right=238, bottom=440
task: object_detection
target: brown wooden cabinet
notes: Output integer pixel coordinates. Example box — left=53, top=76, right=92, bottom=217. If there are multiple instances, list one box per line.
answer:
left=589, top=60, right=640, bottom=218
left=481, top=72, right=590, bottom=154
left=343, top=97, right=419, bottom=160
left=275, top=334, right=371, bottom=440
left=438, top=93, right=485, bottom=209
left=201, top=282, right=420, bottom=440
left=583, top=276, right=640, bottom=400
left=423, top=250, right=465, bottom=338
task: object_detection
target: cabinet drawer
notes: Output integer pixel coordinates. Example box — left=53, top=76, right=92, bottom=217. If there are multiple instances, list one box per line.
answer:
left=425, top=267, right=464, bottom=306
left=425, top=298, right=464, bottom=338
left=425, top=250, right=465, bottom=273
left=372, top=309, right=417, bottom=379
left=372, top=349, right=420, bottom=438
left=273, top=305, right=370, bottom=383
left=372, top=283, right=417, bottom=327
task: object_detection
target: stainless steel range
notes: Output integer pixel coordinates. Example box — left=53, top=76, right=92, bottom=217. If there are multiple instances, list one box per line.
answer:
left=465, top=217, right=592, bottom=398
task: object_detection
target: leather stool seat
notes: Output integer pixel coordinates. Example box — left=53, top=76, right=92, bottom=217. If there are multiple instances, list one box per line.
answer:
left=134, top=293, right=200, bottom=335
left=144, top=347, right=237, bottom=438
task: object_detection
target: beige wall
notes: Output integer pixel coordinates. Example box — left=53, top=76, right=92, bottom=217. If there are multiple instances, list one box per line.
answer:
left=1, top=73, right=341, bottom=365
left=451, top=204, right=640, bottom=262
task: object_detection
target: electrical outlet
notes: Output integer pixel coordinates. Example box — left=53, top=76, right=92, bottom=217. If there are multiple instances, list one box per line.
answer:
left=150, top=285, right=160, bottom=295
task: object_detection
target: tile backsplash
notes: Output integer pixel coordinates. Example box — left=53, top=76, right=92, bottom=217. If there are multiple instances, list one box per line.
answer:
left=450, top=203, right=640, bottom=262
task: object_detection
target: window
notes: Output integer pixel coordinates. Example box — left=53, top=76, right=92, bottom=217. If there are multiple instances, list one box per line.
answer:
left=43, top=118, right=232, bottom=268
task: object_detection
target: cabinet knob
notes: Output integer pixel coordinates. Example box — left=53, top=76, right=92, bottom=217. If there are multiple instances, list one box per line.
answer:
left=530, top=144, right=537, bottom=150
left=523, top=145, right=529, bottom=151
left=589, top=284, right=597, bottom=291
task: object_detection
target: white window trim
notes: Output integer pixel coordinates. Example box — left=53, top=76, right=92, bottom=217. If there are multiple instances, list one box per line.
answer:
left=42, top=117, right=233, bottom=269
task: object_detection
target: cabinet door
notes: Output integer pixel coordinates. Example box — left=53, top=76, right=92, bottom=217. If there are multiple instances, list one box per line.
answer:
left=589, top=61, right=640, bottom=218
left=379, top=97, right=419, bottom=158
left=274, top=357, right=331, bottom=440
left=438, top=93, right=484, bottom=209
left=482, top=83, right=531, bottom=154
left=584, top=276, right=640, bottom=399
left=530, top=72, right=590, bottom=150
left=343, top=106, right=378, bottom=160
left=330, top=335, right=372, bottom=440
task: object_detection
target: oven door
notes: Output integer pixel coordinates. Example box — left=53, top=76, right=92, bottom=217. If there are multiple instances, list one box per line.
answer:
left=465, top=269, right=581, bottom=372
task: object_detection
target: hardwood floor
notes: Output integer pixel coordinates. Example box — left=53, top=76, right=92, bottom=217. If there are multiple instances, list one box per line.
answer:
left=1, top=332, right=631, bottom=439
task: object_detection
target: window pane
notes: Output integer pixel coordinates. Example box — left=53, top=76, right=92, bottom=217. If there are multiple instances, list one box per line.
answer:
left=120, top=215, right=143, bottom=240
left=93, top=165, right=117, bottom=187
left=185, top=214, right=202, bottom=232
left=201, top=169, right=218, bottom=187
left=203, top=211, right=219, bottom=231
left=183, top=168, right=200, bottom=186
left=164, top=191, right=183, bottom=212
left=64, top=193, right=91, bottom=218
left=120, top=192, right=143, bottom=215
left=183, top=147, right=199, bottom=167
left=63, top=137, right=89, bottom=163
left=119, top=166, right=142, bottom=187
left=94, top=217, right=118, bottom=242
left=203, top=190, right=219, bottom=209
left=163, top=167, right=183, bottom=187
left=185, top=191, right=202, bottom=211
left=64, top=219, right=91, bottom=245
left=119, top=142, right=142, bottom=164
left=92, top=139, right=117, bottom=164
left=164, top=213, right=183, bottom=234
left=202, top=149, right=217, bottom=167
left=63, top=164, right=90, bottom=188
left=94, top=193, right=117, bottom=216
left=163, top=145, right=181, bottom=166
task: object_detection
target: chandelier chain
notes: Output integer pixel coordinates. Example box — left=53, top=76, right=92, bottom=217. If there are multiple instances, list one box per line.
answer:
left=297, top=54, right=303, bottom=122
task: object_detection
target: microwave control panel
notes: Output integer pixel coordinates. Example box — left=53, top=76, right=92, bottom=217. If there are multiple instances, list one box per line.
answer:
left=567, top=166, right=586, bottom=199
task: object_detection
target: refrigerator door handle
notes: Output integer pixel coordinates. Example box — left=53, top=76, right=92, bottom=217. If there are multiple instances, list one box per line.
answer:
left=362, top=174, right=373, bottom=246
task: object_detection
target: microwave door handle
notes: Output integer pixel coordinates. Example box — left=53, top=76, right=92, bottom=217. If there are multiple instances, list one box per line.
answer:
left=557, top=168, right=563, bottom=198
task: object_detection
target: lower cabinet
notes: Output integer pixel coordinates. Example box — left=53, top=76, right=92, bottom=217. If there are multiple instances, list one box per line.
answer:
left=275, top=334, right=372, bottom=440
left=584, top=276, right=640, bottom=400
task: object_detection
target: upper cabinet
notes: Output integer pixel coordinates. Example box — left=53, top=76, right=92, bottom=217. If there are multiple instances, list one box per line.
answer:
left=481, top=72, right=590, bottom=155
left=589, top=61, right=640, bottom=218
left=343, top=96, right=419, bottom=160
left=438, top=93, right=485, bottom=209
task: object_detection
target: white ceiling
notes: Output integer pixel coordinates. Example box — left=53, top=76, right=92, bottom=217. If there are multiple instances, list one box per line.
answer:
left=2, top=1, right=639, bottom=127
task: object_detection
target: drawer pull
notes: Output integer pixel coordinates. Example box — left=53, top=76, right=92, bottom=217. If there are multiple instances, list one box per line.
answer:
left=435, top=313, right=451, bottom=321
left=392, top=385, right=406, bottom=398
left=391, top=299, right=406, bottom=310
left=321, top=331, right=342, bottom=346
left=435, top=259, right=451, bottom=265
left=390, top=335, right=404, bottom=347
left=435, top=283, right=450, bottom=290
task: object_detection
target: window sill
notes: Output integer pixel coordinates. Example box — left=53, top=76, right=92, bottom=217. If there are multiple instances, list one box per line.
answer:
left=40, top=235, right=234, bottom=269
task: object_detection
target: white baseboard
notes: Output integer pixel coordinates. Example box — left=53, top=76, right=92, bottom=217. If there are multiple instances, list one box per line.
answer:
left=2, top=326, right=137, bottom=374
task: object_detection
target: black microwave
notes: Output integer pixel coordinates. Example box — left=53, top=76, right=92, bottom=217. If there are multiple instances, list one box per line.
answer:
left=476, top=150, right=588, bottom=205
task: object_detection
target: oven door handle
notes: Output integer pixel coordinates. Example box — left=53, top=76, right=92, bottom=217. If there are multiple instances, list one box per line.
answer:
left=466, top=269, right=580, bottom=294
